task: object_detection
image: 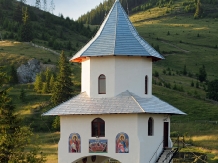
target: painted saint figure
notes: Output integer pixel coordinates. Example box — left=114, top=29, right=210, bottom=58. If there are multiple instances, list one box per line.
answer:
left=69, top=133, right=81, bottom=153
left=116, top=132, right=129, bottom=153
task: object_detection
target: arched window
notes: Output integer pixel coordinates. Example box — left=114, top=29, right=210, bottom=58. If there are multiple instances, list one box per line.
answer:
left=98, top=74, right=106, bottom=94
left=148, top=117, right=153, bottom=136
left=145, top=75, right=148, bottom=94
left=92, top=118, right=105, bottom=137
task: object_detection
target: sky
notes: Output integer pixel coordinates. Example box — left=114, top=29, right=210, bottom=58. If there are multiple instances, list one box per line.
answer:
left=26, top=0, right=104, bottom=20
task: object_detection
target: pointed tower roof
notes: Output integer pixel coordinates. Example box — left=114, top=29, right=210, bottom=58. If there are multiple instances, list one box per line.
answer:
left=70, top=0, right=164, bottom=62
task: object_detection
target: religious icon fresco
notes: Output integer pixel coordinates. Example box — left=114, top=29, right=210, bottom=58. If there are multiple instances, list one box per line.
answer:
left=89, top=139, right=108, bottom=153
left=69, top=133, right=81, bottom=153
left=116, top=132, right=129, bottom=153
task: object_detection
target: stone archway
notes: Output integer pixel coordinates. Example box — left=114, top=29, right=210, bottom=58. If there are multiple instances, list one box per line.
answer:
left=72, top=155, right=120, bottom=163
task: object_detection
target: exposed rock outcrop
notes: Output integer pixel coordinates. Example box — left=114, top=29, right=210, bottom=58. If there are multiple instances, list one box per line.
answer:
left=17, top=58, right=41, bottom=84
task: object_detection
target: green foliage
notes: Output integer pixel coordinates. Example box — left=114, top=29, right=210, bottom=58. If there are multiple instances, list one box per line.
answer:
left=207, top=79, right=218, bottom=101
left=49, top=74, right=55, bottom=92
left=198, top=65, right=207, bottom=82
left=41, top=83, right=48, bottom=94
left=20, top=7, right=33, bottom=42
left=9, top=65, right=19, bottom=85
left=183, top=65, right=187, bottom=76
left=34, top=73, right=43, bottom=93
left=78, top=0, right=149, bottom=25
left=0, top=70, right=46, bottom=163
left=191, top=80, right=195, bottom=87
left=51, top=51, right=73, bottom=105
left=196, top=81, right=200, bottom=88
left=13, top=2, right=22, bottom=23
left=52, top=116, right=60, bottom=131
left=153, top=70, right=159, bottom=77
left=194, top=0, right=203, bottom=19
left=19, top=88, right=26, bottom=102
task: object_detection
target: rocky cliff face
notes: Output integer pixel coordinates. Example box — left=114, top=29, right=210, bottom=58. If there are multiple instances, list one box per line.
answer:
left=17, top=58, right=41, bottom=84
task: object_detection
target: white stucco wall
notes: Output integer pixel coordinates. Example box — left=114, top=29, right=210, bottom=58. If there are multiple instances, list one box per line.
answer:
left=81, top=56, right=152, bottom=98
left=81, top=58, right=90, bottom=95
left=58, top=114, right=170, bottom=163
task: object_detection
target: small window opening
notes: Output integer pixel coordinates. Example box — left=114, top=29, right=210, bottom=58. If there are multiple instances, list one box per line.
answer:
left=148, top=117, right=153, bottom=136
left=92, top=118, right=105, bottom=137
left=145, top=75, right=148, bottom=94
left=99, top=74, right=106, bottom=94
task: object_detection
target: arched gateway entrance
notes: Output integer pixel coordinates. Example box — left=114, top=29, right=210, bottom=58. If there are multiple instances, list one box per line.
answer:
left=72, top=155, right=120, bottom=163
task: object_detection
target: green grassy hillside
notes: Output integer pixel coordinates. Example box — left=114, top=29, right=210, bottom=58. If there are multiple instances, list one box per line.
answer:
left=130, top=0, right=218, bottom=161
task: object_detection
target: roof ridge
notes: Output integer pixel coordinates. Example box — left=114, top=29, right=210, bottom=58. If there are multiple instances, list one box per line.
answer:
left=128, top=91, right=145, bottom=113
left=113, top=1, right=118, bottom=55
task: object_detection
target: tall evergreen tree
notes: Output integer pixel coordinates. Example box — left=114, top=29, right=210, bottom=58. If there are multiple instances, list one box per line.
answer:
left=198, top=65, right=207, bottom=82
left=19, top=88, right=26, bottom=102
left=51, top=51, right=73, bottom=105
left=49, top=74, right=55, bottom=93
left=207, top=79, right=218, bottom=101
left=9, top=65, right=19, bottom=85
left=20, top=7, right=33, bottom=42
left=0, top=69, right=45, bottom=163
left=194, top=0, right=203, bottom=19
left=45, top=67, right=51, bottom=91
left=183, top=65, right=187, bottom=76
left=34, top=73, right=43, bottom=93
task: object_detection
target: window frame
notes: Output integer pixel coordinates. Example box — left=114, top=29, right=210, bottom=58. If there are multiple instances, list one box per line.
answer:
left=148, top=117, right=153, bottom=136
left=98, top=74, right=106, bottom=94
left=145, top=75, right=148, bottom=94
left=91, top=118, right=105, bottom=137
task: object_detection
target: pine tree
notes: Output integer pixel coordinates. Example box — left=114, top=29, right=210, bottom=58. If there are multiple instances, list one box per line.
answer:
left=191, top=80, right=194, bottom=87
left=34, top=73, right=43, bottom=93
left=49, top=74, right=55, bottom=93
left=35, top=0, right=41, bottom=9
left=9, top=65, right=19, bottom=85
left=20, top=7, right=33, bottom=42
left=196, top=81, right=199, bottom=88
left=51, top=51, right=73, bottom=105
left=194, top=0, right=203, bottom=19
left=19, top=88, right=26, bottom=102
left=207, top=79, right=218, bottom=101
left=45, top=68, right=51, bottom=88
left=183, top=65, right=187, bottom=76
left=0, top=69, right=45, bottom=162
left=42, top=83, right=48, bottom=94
left=198, top=65, right=207, bottom=82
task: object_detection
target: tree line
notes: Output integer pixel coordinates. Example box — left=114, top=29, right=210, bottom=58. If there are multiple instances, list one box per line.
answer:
left=0, top=0, right=96, bottom=52
left=77, top=0, right=218, bottom=25
left=77, top=0, right=148, bottom=25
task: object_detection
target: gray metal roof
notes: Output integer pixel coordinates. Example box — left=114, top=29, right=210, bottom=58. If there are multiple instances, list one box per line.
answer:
left=70, top=0, right=164, bottom=62
left=43, top=91, right=185, bottom=116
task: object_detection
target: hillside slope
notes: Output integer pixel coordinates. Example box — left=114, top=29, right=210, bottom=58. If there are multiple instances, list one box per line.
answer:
left=129, top=0, right=218, bottom=160
left=0, top=0, right=96, bottom=58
